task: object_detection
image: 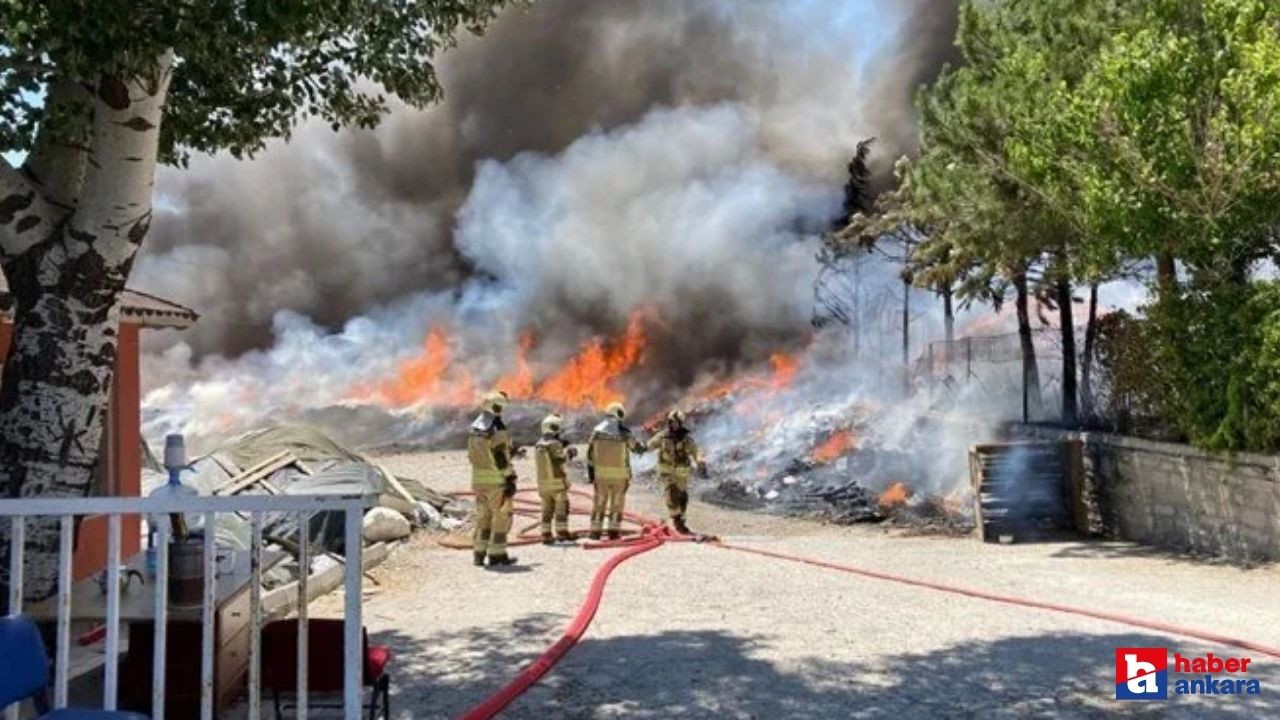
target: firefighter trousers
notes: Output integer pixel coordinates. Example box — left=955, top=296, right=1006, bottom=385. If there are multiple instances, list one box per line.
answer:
left=590, top=477, right=628, bottom=533
left=473, top=486, right=514, bottom=557
left=539, top=486, right=571, bottom=538
left=660, top=474, right=690, bottom=520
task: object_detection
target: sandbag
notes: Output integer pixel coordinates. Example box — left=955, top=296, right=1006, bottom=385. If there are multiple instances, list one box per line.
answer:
left=362, top=507, right=411, bottom=543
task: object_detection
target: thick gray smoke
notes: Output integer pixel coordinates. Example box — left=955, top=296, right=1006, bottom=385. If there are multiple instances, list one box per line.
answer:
left=136, top=0, right=959, bottom=359
left=135, top=0, right=963, bottom=448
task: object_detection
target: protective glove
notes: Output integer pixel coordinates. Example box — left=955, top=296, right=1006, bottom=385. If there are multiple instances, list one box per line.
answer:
left=587, top=464, right=596, bottom=483
left=567, top=446, right=579, bottom=459
left=504, top=476, right=517, bottom=498
left=696, top=460, right=709, bottom=479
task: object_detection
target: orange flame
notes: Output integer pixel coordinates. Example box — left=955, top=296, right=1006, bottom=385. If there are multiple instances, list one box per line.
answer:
left=352, top=310, right=652, bottom=412
left=496, top=332, right=536, bottom=398
left=766, top=352, right=798, bottom=390
left=535, top=311, right=648, bottom=408
left=355, top=328, right=476, bottom=408
left=878, top=482, right=911, bottom=511
left=811, top=429, right=855, bottom=463
left=689, top=350, right=802, bottom=408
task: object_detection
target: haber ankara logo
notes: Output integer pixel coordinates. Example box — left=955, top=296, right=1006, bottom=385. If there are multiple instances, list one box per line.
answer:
left=1116, top=648, right=1167, bottom=700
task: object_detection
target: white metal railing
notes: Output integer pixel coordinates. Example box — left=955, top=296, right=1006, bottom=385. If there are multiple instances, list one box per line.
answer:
left=2, top=493, right=369, bottom=720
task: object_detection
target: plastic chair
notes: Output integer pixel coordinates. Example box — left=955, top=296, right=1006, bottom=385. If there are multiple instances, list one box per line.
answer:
left=0, top=614, right=148, bottom=719
left=261, top=619, right=391, bottom=719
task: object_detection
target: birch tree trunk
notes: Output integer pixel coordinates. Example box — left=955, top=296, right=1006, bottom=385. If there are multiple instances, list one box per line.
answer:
left=0, top=56, right=173, bottom=602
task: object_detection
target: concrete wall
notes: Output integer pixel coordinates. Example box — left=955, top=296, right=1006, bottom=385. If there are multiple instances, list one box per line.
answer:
left=1012, top=425, right=1279, bottom=562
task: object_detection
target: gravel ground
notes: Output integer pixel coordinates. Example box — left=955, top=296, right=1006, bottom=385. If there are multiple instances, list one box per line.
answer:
left=306, top=450, right=1280, bottom=719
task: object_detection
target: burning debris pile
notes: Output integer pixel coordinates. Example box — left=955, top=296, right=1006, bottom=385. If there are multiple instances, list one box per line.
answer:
left=643, top=344, right=978, bottom=533
left=700, top=419, right=971, bottom=532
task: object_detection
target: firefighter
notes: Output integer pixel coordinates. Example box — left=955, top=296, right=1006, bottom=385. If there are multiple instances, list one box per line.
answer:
left=586, top=402, right=645, bottom=540
left=534, top=413, right=578, bottom=544
left=467, top=390, right=518, bottom=567
left=647, top=409, right=706, bottom=534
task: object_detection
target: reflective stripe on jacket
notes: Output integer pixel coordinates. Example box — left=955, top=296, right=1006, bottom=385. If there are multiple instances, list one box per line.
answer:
left=468, top=413, right=514, bottom=487
left=535, top=436, right=571, bottom=491
left=648, top=428, right=700, bottom=478
left=587, top=419, right=640, bottom=481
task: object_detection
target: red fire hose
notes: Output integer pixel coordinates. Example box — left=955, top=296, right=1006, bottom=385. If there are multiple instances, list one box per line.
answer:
left=449, top=489, right=1280, bottom=720
left=714, top=542, right=1280, bottom=661
left=456, top=526, right=668, bottom=720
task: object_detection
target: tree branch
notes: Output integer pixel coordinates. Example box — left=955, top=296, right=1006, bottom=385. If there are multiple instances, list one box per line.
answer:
left=21, top=79, right=92, bottom=211
left=0, top=155, right=58, bottom=262
left=70, top=50, right=174, bottom=270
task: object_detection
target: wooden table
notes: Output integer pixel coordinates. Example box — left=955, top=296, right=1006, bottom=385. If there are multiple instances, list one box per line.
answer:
left=27, top=549, right=268, bottom=717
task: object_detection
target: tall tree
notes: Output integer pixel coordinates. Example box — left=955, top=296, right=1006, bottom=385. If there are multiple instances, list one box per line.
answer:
left=0, top=0, right=509, bottom=600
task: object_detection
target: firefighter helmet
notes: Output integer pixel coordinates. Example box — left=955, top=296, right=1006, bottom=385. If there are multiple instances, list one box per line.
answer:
left=480, top=390, right=508, bottom=415
left=667, top=409, right=687, bottom=426
left=605, top=402, right=627, bottom=420
left=541, top=414, right=563, bottom=435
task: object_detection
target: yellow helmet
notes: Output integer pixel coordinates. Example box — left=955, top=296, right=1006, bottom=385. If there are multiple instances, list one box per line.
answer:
left=667, top=409, right=687, bottom=426
left=605, top=402, right=627, bottom=420
left=541, top=414, right=563, bottom=435
left=480, top=390, right=508, bottom=415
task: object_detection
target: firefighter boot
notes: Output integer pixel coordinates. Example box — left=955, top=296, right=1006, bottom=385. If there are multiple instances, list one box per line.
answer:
left=607, top=530, right=621, bottom=540
left=673, top=516, right=690, bottom=535
left=473, top=551, right=486, bottom=567
left=487, top=554, right=518, bottom=567
left=542, top=532, right=555, bottom=545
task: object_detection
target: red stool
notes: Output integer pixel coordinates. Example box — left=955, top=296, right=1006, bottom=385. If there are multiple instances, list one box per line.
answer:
left=261, top=619, right=392, bottom=719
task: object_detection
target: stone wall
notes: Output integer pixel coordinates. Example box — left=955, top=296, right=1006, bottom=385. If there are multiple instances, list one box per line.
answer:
left=1011, top=425, right=1279, bottom=562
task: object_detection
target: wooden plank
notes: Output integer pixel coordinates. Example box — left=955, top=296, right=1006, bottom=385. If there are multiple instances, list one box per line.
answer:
left=212, top=451, right=295, bottom=496
left=374, top=463, right=420, bottom=507
left=261, top=542, right=390, bottom=618
left=393, top=474, right=454, bottom=508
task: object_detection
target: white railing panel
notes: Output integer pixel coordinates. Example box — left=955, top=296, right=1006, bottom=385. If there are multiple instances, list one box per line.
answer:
left=344, top=505, right=364, bottom=718
left=297, top=512, right=311, bottom=720
left=54, top=515, right=73, bottom=708
left=7, top=516, right=23, bottom=611
left=152, top=520, right=170, bottom=720
left=249, top=512, right=263, bottom=720
left=104, top=513, right=122, bottom=710
left=201, top=510, right=217, bottom=720
left=0, top=493, right=368, bottom=719
left=6, top=517, right=23, bottom=720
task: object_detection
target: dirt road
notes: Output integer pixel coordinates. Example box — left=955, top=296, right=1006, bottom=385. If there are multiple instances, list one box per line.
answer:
left=312, top=451, right=1280, bottom=719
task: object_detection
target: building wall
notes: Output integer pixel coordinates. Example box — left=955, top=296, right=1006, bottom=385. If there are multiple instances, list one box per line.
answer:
left=0, top=321, right=143, bottom=579
left=1012, top=425, right=1280, bottom=562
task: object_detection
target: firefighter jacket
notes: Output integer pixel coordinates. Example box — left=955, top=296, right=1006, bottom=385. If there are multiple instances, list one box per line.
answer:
left=647, top=427, right=701, bottom=479
left=468, top=412, right=516, bottom=488
left=587, top=419, right=644, bottom=481
left=535, top=434, right=575, bottom=491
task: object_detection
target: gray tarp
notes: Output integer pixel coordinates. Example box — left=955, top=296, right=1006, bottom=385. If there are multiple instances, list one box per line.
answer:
left=143, top=425, right=387, bottom=555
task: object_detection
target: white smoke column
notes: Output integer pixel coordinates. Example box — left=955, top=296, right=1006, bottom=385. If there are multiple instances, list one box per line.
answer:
left=134, top=0, right=959, bottom=358
left=142, top=105, right=840, bottom=448
left=453, top=104, right=836, bottom=336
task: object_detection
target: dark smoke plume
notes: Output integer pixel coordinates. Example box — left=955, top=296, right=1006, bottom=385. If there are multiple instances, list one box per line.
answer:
left=137, top=0, right=960, bottom=360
